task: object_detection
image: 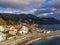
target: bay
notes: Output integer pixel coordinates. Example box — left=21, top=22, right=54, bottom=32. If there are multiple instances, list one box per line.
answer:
left=36, top=24, right=60, bottom=31
left=26, top=24, right=60, bottom=45
left=27, top=36, right=60, bottom=45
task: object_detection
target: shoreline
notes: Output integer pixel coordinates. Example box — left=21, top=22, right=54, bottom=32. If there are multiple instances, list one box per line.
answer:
left=24, top=35, right=60, bottom=45
left=24, top=37, right=42, bottom=45
left=47, top=35, right=60, bottom=39
left=0, top=30, right=60, bottom=45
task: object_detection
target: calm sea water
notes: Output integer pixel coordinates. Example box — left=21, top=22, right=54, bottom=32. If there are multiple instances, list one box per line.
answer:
left=37, top=24, right=60, bottom=30
left=27, top=36, right=60, bottom=45
left=26, top=24, right=60, bottom=45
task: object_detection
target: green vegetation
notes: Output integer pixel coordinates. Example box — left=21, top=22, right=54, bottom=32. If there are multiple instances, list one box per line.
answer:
left=2, top=31, right=14, bottom=38
left=6, top=34, right=14, bottom=38
left=0, top=13, right=36, bottom=25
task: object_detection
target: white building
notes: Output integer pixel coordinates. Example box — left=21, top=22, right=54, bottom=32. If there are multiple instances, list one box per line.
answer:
left=46, top=31, right=51, bottom=34
left=19, top=26, right=29, bottom=35
left=0, top=32, right=6, bottom=42
left=0, top=26, right=5, bottom=32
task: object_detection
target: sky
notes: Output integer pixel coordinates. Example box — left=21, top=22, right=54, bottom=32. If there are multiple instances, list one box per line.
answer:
left=0, top=0, right=60, bottom=20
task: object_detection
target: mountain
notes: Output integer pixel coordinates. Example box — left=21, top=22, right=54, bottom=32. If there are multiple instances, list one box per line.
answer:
left=0, top=13, right=60, bottom=25
left=40, top=17, right=60, bottom=24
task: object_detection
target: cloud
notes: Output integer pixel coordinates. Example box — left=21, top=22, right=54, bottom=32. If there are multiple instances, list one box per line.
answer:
left=0, top=7, right=21, bottom=14
left=0, top=7, right=37, bottom=14
left=0, top=0, right=60, bottom=20
left=46, top=0, right=60, bottom=8
left=33, top=0, right=60, bottom=20
left=20, top=9, right=37, bottom=14
left=0, top=0, right=45, bottom=8
left=34, top=8, right=56, bottom=15
left=0, top=0, right=45, bottom=14
left=37, top=8, right=60, bottom=20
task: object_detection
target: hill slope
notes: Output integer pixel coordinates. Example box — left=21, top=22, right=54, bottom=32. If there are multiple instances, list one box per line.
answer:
left=0, top=13, right=60, bottom=25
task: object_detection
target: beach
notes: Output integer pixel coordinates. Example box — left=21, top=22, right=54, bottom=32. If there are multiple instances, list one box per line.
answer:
left=0, top=30, right=60, bottom=45
left=16, top=30, right=60, bottom=45
left=24, top=35, right=60, bottom=45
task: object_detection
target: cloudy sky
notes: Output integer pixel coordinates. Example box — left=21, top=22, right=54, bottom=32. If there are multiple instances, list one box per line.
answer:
left=0, top=0, right=60, bottom=20
left=0, top=0, right=45, bottom=13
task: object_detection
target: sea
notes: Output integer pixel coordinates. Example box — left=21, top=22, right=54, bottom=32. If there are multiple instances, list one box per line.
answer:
left=26, top=24, right=60, bottom=45
left=36, top=24, right=60, bottom=31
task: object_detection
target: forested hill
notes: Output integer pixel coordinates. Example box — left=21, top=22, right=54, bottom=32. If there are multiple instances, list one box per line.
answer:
left=0, top=13, right=60, bottom=25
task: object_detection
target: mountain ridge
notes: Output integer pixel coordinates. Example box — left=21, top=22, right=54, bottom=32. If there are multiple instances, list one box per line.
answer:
left=0, top=13, right=60, bottom=25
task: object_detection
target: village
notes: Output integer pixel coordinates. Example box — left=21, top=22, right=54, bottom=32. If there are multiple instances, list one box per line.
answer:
left=0, top=23, right=51, bottom=42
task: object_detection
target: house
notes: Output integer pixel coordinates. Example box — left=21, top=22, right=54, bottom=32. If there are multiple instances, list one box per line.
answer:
left=46, top=31, right=51, bottom=34
left=18, top=25, right=29, bottom=35
left=0, top=32, right=6, bottom=42
left=5, top=26, right=18, bottom=35
left=9, top=26, right=18, bottom=35
left=0, top=26, right=5, bottom=32
left=18, top=23, right=33, bottom=35
left=9, top=28, right=17, bottom=35
left=5, top=25, right=11, bottom=31
left=44, top=30, right=51, bottom=34
left=39, top=30, right=51, bottom=34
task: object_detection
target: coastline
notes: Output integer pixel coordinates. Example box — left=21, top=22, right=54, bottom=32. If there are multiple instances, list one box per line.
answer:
left=47, top=35, right=60, bottom=39
left=0, top=30, right=60, bottom=45
left=24, top=37, right=42, bottom=45
left=24, top=35, right=60, bottom=45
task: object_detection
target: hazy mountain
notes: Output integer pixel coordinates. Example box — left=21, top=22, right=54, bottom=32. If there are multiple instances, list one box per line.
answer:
left=0, top=13, right=60, bottom=25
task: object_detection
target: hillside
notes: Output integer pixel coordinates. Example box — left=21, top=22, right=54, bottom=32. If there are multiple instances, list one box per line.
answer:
left=0, top=13, right=60, bottom=25
left=0, top=18, right=6, bottom=25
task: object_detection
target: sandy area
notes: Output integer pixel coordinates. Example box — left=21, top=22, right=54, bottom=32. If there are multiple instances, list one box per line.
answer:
left=0, top=30, right=60, bottom=45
